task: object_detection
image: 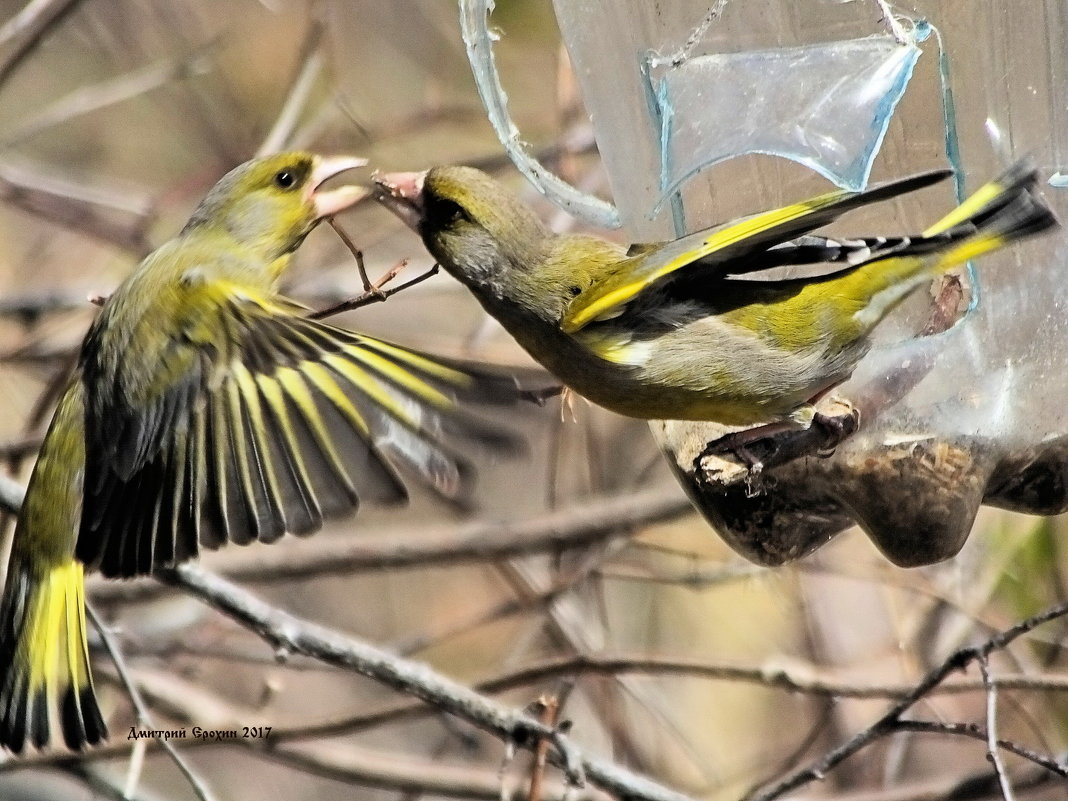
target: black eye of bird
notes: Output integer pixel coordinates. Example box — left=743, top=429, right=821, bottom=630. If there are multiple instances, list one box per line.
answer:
left=274, top=170, right=296, bottom=189
left=436, top=199, right=469, bottom=226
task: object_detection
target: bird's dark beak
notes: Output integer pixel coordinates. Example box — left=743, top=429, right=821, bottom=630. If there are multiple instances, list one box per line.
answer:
left=310, top=155, right=369, bottom=219
left=372, top=171, right=427, bottom=232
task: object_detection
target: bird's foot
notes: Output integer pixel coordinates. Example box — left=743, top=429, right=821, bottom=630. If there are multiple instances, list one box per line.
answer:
left=694, top=431, right=775, bottom=496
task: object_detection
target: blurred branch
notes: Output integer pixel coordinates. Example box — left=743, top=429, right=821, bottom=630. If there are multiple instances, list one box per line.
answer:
left=0, top=50, right=212, bottom=150
left=392, top=543, right=608, bottom=655
left=253, top=740, right=605, bottom=801
left=0, top=158, right=154, bottom=252
left=0, top=473, right=25, bottom=514
left=0, top=436, right=42, bottom=461
left=256, top=20, right=324, bottom=157
left=267, top=650, right=1068, bottom=747
left=88, top=486, right=691, bottom=603
left=160, top=562, right=696, bottom=801
left=0, top=0, right=84, bottom=91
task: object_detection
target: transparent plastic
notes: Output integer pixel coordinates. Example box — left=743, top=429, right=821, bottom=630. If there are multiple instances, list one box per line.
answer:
left=648, top=34, right=921, bottom=206
left=474, top=0, right=1068, bottom=565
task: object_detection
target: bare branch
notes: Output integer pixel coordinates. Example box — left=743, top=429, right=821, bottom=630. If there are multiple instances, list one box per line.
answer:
left=159, top=562, right=697, bottom=801
left=0, top=51, right=212, bottom=149
left=0, top=158, right=153, bottom=252
left=257, top=20, right=324, bottom=156
left=747, top=600, right=1068, bottom=800
left=978, top=653, right=1017, bottom=800
left=891, top=719, right=1068, bottom=779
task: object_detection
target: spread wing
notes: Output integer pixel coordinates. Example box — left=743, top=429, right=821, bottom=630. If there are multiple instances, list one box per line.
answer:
left=76, top=295, right=521, bottom=578
left=562, top=168, right=952, bottom=333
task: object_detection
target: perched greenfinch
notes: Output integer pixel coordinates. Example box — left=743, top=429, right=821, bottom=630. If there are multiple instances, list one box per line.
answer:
left=374, top=161, right=1055, bottom=458
left=0, top=152, right=521, bottom=752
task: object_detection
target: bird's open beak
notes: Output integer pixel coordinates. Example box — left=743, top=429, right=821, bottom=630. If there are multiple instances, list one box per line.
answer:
left=310, top=155, right=369, bottom=219
left=372, top=170, right=427, bottom=232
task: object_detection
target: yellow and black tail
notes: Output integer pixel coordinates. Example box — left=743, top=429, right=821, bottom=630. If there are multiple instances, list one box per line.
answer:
left=839, top=161, right=1057, bottom=331
left=0, top=557, right=106, bottom=751
left=0, top=378, right=106, bottom=751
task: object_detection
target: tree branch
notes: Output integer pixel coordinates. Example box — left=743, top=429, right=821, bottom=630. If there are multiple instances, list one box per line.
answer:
left=159, top=562, right=696, bottom=801
left=747, top=601, right=1068, bottom=800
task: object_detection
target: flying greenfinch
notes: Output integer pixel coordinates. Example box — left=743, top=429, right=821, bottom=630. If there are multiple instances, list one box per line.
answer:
left=373, top=161, right=1056, bottom=461
left=0, top=152, right=521, bottom=752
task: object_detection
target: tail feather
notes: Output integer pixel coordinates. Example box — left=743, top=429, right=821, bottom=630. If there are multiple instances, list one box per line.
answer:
left=923, top=160, right=1043, bottom=237
left=845, top=161, right=1056, bottom=332
left=0, top=559, right=106, bottom=752
left=927, top=167, right=1057, bottom=271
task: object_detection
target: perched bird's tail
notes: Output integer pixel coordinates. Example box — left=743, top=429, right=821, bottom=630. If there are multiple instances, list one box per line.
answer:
left=0, top=557, right=106, bottom=751
left=842, top=161, right=1057, bottom=333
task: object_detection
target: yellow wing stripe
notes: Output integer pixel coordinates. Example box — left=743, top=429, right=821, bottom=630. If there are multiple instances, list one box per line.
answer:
left=64, top=564, right=90, bottom=694
left=225, top=373, right=261, bottom=530
left=254, top=373, right=322, bottom=518
left=36, top=571, right=62, bottom=699
left=932, top=231, right=1010, bottom=269
left=320, top=355, right=424, bottom=430
left=274, top=367, right=356, bottom=495
left=189, top=403, right=207, bottom=545
left=26, top=563, right=86, bottom=700
left=167, top=423, right=188, bottom=547
left=340, top=348, right=453, bottom=409
left=210, top=384, right=234, bottom=533
left=359, top=338, right=474, bottom=386
left=563, top=188, right=852, bottom=332
left=296, top=361, right=374, bottom=435
left=234, top=363, right=285, bottom=525
left=923, top=180, right=1005, bottom=236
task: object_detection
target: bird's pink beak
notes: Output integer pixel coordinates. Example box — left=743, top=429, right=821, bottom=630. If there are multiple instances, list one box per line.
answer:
left=310, top=155, right=369, bottom=219
left=372, top=170, right=427, bottom=232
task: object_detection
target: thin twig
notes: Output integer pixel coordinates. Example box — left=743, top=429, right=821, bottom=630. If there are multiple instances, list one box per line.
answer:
left=308, top=260, right=437, bottom=319
left=747, top=600, right=1068, bottom=801
left=0, top=436, right=43, bottom=459
left=328, top=217, right=372, bottom=290
left=0, top=473, right=26, bottom=514
left=0, top=159, right=153, bottom=252
left=891, top=719, right=1068, bottom=778
left=979, top=653, right=1017, bottom=800
left=0, top=50, right=212, bottom=149
left=86, top=603, right=217, bottom=801
left=527, top=696, right=560, bottom=801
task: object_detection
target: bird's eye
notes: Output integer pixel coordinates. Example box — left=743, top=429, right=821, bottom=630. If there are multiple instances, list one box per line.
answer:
left=437, top=200, right=469, bottom=225
left=274, top=170, right=296, bottom=189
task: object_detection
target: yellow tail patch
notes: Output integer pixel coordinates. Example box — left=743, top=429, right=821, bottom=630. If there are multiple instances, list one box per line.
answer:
left=1, top=559, right=105, bottom=751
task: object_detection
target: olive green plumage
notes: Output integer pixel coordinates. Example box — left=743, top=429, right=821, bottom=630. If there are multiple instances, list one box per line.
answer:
left=0, top=152, right=520, bottom=752
left=375, top=161, right=1056, bottom=428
